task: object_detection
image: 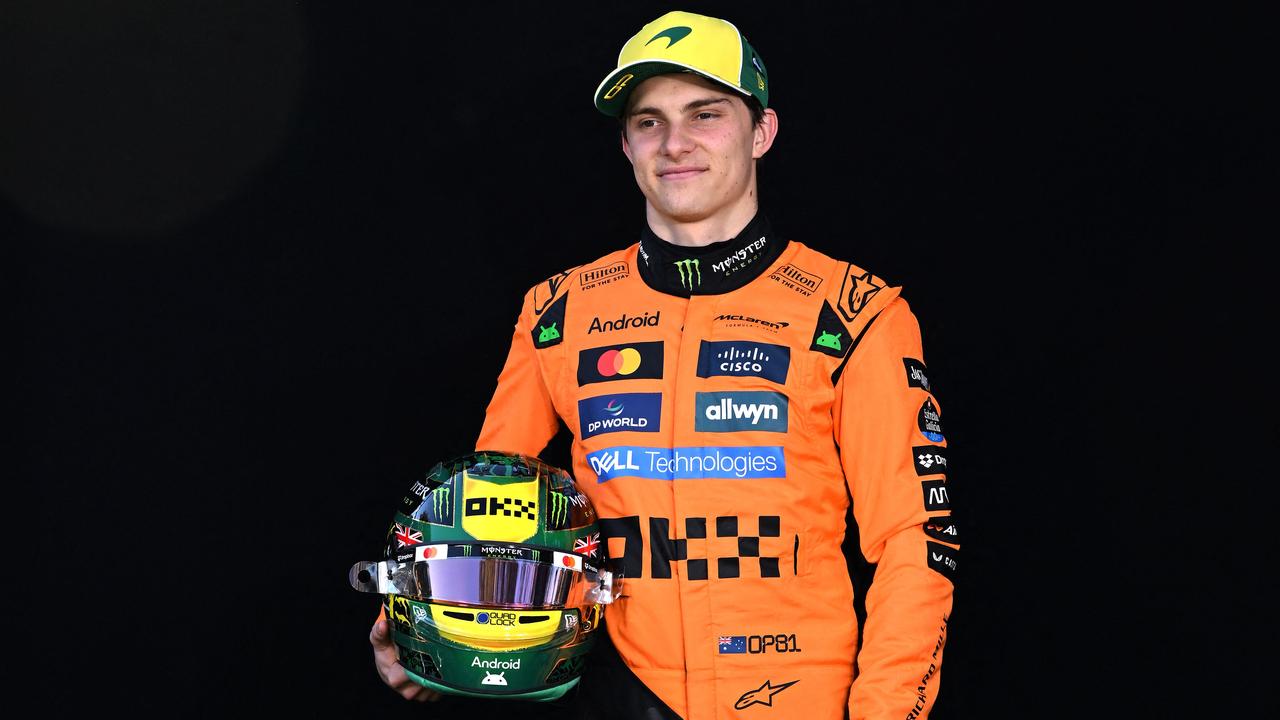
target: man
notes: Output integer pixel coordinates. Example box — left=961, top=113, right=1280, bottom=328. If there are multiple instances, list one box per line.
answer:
left=371, top=10, right=957, bottom=719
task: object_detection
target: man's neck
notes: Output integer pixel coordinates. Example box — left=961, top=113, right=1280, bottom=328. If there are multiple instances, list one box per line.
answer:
left=644, top=198, right=760, bottom=247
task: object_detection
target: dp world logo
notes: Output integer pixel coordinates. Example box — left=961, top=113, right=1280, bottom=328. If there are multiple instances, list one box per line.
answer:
left=578, top=393, right=661, bottom=439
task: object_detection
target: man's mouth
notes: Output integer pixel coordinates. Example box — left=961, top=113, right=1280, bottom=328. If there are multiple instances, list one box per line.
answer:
left=657, top=166, right=705, bottom=180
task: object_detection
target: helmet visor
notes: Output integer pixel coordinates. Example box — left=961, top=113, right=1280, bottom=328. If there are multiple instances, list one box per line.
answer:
left=349, top=543, right=603, bottom=609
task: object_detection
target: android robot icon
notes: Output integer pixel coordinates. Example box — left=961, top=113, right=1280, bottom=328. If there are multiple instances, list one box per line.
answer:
left=815, top=330, right=842, bottom=351
left=538, top=323, right=560, bottom=343
left=482, top=671, right=507, bottom=686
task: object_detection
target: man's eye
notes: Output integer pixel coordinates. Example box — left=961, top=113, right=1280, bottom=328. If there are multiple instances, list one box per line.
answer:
left=695, top=111, right=719, bottom=120
left=636, top=118, right=659, bottom=129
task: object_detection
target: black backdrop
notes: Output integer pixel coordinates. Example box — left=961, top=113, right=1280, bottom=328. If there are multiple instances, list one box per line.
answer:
left=7, top=2, right=1269, bottom=717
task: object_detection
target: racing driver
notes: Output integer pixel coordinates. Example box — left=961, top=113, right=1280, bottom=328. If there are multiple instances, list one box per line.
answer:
left=370, top=10, right=958, bottom=719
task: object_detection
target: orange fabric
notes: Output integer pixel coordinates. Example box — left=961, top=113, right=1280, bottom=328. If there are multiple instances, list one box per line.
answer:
left=477, top=241, right=956, bottom=719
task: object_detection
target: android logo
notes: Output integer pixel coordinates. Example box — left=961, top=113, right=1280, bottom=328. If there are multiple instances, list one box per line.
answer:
left=537, top=323, right=560, bottom=343
left=816, top=330, right=842, bottom=351
left=482, top=671, right=507, bottom=686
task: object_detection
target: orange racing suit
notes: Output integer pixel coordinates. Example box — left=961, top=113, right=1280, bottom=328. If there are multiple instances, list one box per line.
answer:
left=476, top=215, right=956, bottom=720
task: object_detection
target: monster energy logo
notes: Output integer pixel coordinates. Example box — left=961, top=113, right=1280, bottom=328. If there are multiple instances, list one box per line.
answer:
left=432, top=484, right=452, bottom=522
left=674, top=258, right=701, bottom=290
left=547, top=491, right=569, bottom=529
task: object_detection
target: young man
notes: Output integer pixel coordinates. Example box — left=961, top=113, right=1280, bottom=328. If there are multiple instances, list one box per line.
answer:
left=371, top=11, right=957, bottom=719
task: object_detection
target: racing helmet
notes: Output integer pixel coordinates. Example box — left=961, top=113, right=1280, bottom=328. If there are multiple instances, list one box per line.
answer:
left=349, top=451, right=618, bottom=701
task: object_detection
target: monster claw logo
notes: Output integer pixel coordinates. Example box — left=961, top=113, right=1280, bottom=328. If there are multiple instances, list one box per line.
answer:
left=646, top=26, right=692, bottom=48
left=538, top=323, right=560, bottom=343
left=734, top=679, right=799, bottom=710
left=674, top=258, right=701, bottom=290
left=547, top=489, right=569, bottom=530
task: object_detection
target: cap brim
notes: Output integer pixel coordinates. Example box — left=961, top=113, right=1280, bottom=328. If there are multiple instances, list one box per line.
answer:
left=594, top=60, right=751, bottom=117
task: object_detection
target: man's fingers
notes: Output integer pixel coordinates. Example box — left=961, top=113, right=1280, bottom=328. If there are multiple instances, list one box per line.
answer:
left=370, top=616, right=443, bottom=702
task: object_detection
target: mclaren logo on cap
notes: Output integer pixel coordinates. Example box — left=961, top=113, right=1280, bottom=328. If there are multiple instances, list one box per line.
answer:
left=646, top=26, right=692, bottom=48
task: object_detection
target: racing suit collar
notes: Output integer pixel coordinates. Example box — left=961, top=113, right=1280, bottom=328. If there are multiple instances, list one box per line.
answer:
left=636, top=212, right=787, bottom=297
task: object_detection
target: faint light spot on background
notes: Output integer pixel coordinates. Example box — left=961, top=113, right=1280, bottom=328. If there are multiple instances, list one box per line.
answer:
left=0, top=3, right=306, bottom=237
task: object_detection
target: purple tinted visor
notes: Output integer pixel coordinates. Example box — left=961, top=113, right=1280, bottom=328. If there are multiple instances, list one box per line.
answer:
left=349, top=544, right=617, bottom=609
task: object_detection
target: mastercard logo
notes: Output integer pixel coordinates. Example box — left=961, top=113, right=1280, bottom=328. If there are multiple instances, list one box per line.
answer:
left=578, top=341, right=664, bottom=385
left=597, top=348, right=643, bottom=377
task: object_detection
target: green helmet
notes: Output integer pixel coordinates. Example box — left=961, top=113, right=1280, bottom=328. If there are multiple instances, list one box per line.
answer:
left=349, top=451, right=618, bottom=701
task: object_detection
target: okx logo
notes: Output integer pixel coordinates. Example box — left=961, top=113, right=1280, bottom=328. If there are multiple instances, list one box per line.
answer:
left=578, top=341, right=664, bottom=385
left=578, top=392, right=662, bottom=439
left=674, top=258, right=701, bottom=290
left=461, top=471, right=538, bottom=543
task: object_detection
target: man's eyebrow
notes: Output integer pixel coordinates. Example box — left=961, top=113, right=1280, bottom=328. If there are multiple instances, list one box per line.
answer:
left=627, top=97, right=732, bottom=119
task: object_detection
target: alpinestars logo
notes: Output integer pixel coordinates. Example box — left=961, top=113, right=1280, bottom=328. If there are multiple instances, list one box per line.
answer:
left=674, top=258, right=701, bottom=290
left=734, top=679, right=799, bottom=710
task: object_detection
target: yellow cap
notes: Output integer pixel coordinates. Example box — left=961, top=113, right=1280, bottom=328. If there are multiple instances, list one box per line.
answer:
left=594, top=11, right=768, bottom=117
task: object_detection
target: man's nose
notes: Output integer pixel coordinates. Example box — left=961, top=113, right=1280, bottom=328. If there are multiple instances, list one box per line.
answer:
left=661, top=122, right=696, bottom=157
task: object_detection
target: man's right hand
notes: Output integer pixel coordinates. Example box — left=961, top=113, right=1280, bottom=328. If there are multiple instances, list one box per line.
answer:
left=370, top=617, right=443, bottom=702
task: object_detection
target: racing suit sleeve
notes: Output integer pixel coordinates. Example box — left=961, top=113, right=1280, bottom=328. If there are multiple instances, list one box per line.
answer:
left=474, top=290, right=561, bottom=457
left=834, top=297, right=956, bottom=720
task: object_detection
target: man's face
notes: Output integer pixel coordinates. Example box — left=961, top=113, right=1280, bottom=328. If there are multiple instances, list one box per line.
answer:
left=621, top=73, right=776, bottom=226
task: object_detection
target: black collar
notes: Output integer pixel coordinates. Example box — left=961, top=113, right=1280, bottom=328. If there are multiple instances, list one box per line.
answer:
left=636, top=213, right=786, bottom=297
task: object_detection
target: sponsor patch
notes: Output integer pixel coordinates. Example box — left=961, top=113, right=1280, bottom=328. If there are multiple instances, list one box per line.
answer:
left=578, top=341, right=664, bottom=385
left=836, top=268, right=884, bottom=322
left=719, top=634, right=803, bottom=654
left=735, top=679, right=799, bottom=710
left=588, top=310, right=660, bottom=334
left=461, top=471, right=539, bottom=542
left=696, top=341, right=790, bottom=384
left=586, top=446, right=786, bottom=482
left=924, top=517, right=959, bottom=544
left=918, top=397, right=945, bottom=442
left=921, top=479, right=951, bottom=512
left=532, top=293, right=567, bottom=349
left=912, top=446, right=949, bottom=476
left=810, top=300, right=851, bottom=358
left=404, top=478, right=454, bottom=526
left=768, top=264, right=822, bottom=297
left=580, top=261, right=629, bottom=291
left=695, top=391, right=788, bottom=433
left=578, top=392, right=661, bottom=439
left=903, top=358, right=932, bottom=391
left=532, top=268, right=574, bottom=315
left=713, top=314, right=789, bottom=333
left=926, top=540, right=958, bottom=582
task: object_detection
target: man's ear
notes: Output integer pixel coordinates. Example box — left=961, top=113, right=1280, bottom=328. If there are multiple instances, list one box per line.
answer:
left=752, top=108, right=779, bottom=159
left=620, top=128, right=634, bottom=164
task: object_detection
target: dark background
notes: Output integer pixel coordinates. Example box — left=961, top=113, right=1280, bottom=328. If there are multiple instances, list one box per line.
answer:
left=7, top=1, right=1269, bottom=717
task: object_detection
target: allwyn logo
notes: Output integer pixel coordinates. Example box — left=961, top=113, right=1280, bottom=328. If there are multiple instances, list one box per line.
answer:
left=695, top=391, right=788, bottom=433
left=674, top=258, right=701, bottom=290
